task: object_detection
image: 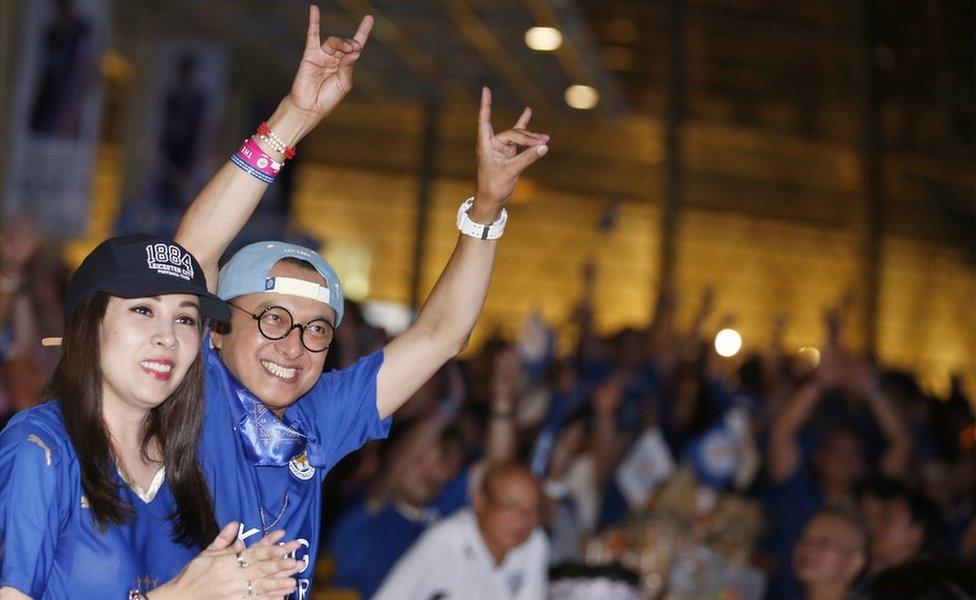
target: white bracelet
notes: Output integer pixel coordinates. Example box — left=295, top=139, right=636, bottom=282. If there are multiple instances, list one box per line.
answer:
left=456, top=197, right=507, bottom=240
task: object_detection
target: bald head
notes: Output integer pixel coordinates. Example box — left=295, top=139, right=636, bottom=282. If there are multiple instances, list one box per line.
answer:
left=481, top=462, right=542, bottom=500
left=474, top=462, right=542, bottom=563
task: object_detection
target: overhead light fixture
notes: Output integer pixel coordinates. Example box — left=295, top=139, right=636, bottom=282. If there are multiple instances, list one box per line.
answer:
left=564, top=84, right=599, bottom=110
left=714, top=328, right=742, bottom=358
left=525, top=26, right=563, bottom=51
left=797, top=346, right=822, bottom=368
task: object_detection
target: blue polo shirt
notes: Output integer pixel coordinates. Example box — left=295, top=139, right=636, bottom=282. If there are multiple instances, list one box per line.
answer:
left=0, top=401, right=198, bottom=599
left=329, top=467, right=472, bottom=598
left=330, top=502, right=430, bottom=598
left=199, top=339, right=391, bottom=599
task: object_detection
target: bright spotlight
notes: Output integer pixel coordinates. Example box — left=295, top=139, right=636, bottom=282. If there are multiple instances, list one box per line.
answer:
left=564, top=84, right=599, bottom=110
left=525, top=26, right=563, bottom=51
left=797, top=346, right=821, bottom=368
left=714, top=328, right=742, bottom=357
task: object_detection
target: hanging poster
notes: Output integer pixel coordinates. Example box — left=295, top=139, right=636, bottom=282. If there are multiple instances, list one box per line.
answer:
left=3, top=0, right=109, bottom=235
left=115, top=40, right=226, bottom=236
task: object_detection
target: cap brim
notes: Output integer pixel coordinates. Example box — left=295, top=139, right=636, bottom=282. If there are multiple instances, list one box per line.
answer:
left=102, top=277, right=231, bottom=322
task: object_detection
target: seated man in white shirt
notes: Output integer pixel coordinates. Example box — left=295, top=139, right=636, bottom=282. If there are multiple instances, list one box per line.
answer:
left=373, top=462, right=549, bottom=600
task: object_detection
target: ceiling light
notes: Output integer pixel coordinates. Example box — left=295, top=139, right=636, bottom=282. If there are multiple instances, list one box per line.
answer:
left=797, top=346, right=821, bottom=368
left=714, top=328, right=742, bottom=357
left=525, top=26, right=563, bottom=51
left=564, top=84, right=599, bottom=110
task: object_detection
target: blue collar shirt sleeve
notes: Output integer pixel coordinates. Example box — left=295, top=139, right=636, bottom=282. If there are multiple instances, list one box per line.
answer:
left=286, top=349, right=392, bottom=473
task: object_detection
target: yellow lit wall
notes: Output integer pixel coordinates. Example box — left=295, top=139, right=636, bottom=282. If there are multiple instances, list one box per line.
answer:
left=73, top=148, right=975, bottom=395
left=417, top=179, right=659, bottom=349
left=292, top=164, right=659, bottom=351
left=292, top=166, right=417, bottom=304
left=878, top=238, right=976, bottom=397
left=674, top=209, right=862, bottom=350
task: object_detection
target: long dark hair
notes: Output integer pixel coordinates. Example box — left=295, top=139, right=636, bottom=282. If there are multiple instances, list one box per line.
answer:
left=44, top=292, right=218, bottom=547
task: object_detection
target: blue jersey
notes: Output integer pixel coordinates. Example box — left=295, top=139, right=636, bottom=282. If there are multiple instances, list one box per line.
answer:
left=0, top=402, right=198, bottom=599
left=199, top=338, right=390, bottom=599
left=330, top=503, right=429, bottom=598
left=329, top=467, right=472, bottom=598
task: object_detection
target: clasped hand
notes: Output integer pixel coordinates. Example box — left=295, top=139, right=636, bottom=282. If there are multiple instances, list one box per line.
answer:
left=149, top=523, right=303, bottom=600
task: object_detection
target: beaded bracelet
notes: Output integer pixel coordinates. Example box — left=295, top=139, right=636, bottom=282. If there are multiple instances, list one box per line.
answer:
left=257, top=122, right=296, bottom=159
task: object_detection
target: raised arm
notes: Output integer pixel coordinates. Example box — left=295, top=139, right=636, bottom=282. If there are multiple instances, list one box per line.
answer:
left=591, top=374, right=628, bottom=486
left=376, top=88, right=550, bottom=418
left=484, top=346, right=522, bottom=466
left=768, top=377, right=824, bottom=482
left=174, top=6, right=373, bottom=289
left=845, top=359, right=912, bottom=478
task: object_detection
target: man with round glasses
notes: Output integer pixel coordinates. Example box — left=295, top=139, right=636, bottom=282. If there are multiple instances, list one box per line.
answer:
left=169, top=7, right=550, bottom=598
left=227, top=303, right=335, bottom=354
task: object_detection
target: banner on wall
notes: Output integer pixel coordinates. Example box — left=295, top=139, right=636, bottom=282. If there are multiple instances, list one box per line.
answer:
left=115, top=40, right=227, bottom=236
left=3, top=0, right=109, bottom=236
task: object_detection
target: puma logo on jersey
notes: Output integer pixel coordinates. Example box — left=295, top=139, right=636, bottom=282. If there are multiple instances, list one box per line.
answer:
left=27, top=434, right=52, bottom=466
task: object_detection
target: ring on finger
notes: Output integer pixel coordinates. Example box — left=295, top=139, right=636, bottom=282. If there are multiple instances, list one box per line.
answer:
left=246, top=579, right=254, bottom=596
left=236, top=552, right=249, bottom=568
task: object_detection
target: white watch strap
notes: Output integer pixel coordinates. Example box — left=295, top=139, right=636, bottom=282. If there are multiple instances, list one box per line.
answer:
left=456, top=197, right=507, bottom=240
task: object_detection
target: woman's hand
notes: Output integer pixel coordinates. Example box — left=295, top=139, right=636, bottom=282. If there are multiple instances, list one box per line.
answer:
left=471, top=87, right=550, bottom=222
left=149, top=522, right=302, bottom=600
left=285, top=5, right=373, bottom=125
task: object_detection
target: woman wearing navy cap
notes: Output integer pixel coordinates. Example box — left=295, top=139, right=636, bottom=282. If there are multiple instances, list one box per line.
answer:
left=0, top=235, right=301, bottom=599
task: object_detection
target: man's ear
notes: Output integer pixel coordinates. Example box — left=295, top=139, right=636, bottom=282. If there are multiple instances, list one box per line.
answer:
left=472, top=487, right=486, bottom=513
left=210, top=329, right=223, bottom=350
left=908, top=522, right=925, bottom=551
left=847, top=550, right=867, bottom=579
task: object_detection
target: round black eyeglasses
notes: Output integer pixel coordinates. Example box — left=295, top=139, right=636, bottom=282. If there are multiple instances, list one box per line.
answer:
left=229, top=304, right=335, bottom=352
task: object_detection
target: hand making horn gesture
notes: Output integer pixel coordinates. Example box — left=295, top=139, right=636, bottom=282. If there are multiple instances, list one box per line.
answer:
left=472, top=87, right=550, bottom=221
left=286, top=5, right=374, bottom=123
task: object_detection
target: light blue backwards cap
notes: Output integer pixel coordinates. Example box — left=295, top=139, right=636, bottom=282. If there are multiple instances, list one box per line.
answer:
left=218, top=241, right=344, bottom=325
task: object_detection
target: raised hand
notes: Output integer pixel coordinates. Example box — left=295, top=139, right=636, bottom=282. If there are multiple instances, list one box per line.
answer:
left=816, top=349, right=844, bottom=389
left=593, top=374, right=626, bottom=417
left=842, top=356, right=882, bottom=399
left=474, top=88, right=550, bottom=213
left=287, top=5, right=373, bottom=121
left=491, top=345, right=522, bottom=402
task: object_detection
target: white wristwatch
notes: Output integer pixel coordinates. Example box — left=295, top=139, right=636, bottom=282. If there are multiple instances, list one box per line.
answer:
left=456, top=196, right=507, bottom=240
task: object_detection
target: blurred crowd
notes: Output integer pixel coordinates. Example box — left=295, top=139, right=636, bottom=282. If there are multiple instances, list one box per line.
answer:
left=1, top=220, right=973, bottom=600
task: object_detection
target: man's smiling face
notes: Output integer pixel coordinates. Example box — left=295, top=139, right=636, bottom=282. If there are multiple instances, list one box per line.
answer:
left=212, top=260, right=335, bottom=413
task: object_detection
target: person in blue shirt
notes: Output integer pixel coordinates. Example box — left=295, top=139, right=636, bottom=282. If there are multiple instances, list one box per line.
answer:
left=326, top=347, right=525, bottom=597
left=328, top=413, right=467, bottom=597
left=171, top=6, right=551, bottom=598
left=0, top=234, right=301, bottom=599
left=761, top=352, right=912, bottom=600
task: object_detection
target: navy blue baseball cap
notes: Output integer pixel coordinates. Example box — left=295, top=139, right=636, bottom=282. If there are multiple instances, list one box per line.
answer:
left=63, top=234, right=229, bottom=323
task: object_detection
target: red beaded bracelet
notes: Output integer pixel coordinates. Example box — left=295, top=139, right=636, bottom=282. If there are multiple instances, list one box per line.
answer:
left=257, top=122, right=296, bottom=159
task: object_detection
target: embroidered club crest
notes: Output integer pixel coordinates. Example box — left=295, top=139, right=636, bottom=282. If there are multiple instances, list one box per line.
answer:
left=288, top=452, right=315, bottom=481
